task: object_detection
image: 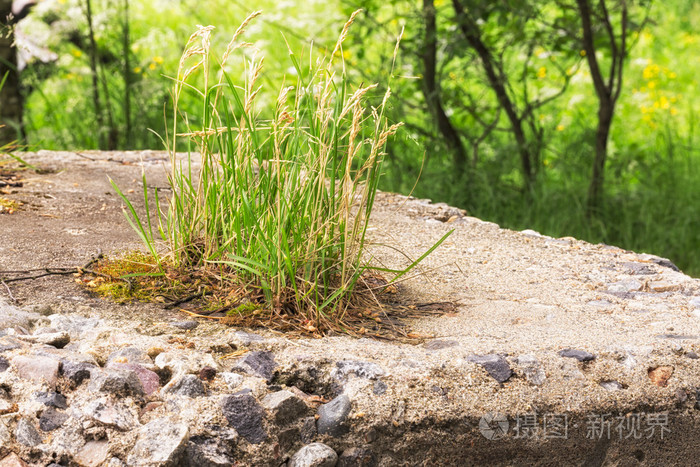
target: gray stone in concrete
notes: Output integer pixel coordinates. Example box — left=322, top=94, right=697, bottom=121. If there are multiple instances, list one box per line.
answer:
left=221, top=393, right=266, bottom=444
left=127, top=417, right=189, bottom=466
left=317, top=394, right=351, bottom=437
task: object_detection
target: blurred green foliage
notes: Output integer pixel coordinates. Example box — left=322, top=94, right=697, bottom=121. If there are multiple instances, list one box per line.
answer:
left=15, top=0, right=700, bottom=276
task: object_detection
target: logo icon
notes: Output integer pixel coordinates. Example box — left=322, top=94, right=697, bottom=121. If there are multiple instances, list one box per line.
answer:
left=479, top=412, right=509, bottom=440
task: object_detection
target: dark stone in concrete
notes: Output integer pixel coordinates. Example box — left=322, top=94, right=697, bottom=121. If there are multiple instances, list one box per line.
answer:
left=466, top=354, right=513, bottom=383
left=34, top=391, right=68, bottom=409
left=301, top=416, right=317, bottom=444
left=0, top=355, right=8, bottom=372
left=559, top=348, right=596, bottom=362
left=240, top=351, right=276, bottom=382
left=317, top=394, right=351, bottom=437
left=221, top=394, right=267, bottom=444
left=39, top=407, right=69, bottom=431
left=61, top=360, right=96, bottom=386
left=199, top=366, right=217, bottom=381
left=172, top=321, right=199, bottom=330
left=167, top=374, right=206, bottom=398
left=186, top=431, right=237, bottom=467
left=89, top=368, right=145, bottom=397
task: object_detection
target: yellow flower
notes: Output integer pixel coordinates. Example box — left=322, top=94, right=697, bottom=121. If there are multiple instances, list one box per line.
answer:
left=667, top=71, right=677, bottom=79
left=537, top=67, right=547, bottom=78
left=72, top=50, right=83, bottom=58
left=153, top=56, right=164, bottom=64
left=670, top=108, right=678, bottom=116
left=342, top=50, right=351, bottom=60
left=659, top=96, right=670, bottom=109
left=643, top=63, right=660, bottom=80
left=647, top=80, right=656, bottom=89
left=579, top=50, right=586, bottom=57
left=149, top=63, right=157, bottom=71
left=556, top=124, right=565, bottom=131
left=133, top=66, right=142, bottom=73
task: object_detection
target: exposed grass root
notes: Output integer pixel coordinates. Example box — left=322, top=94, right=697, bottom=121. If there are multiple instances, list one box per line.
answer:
left=83, top=251, right=454, bottom=341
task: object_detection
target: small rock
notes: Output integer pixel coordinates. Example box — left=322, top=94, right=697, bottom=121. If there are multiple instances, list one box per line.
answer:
left=107, top=347, right=152, bottom=367
left=172, top=320, right=199, bottom=330
left=648, top=256, right=680, bottom=272
left=107, top=363, right=160, bottom=395
left=301, top=416, right=317, bottom=444
left=39, top=407, right=69, bottom=431
left=600, top=380, right=623, bottom=391
left=317, top=394, right=352, bottom=437
left=85, top=397, right=137, bottom=431
left=649, top=281, right=680, bottom=293
left=338, top=447, right=376, bottom=467
left=34, top=391, right=68, bottom=409
left=648, top=366, right=674, bottom=387
left=466, top=354, right=513, bottom=383
left=12, top=355, right=61, bottom=388
left=164, top=374, right=206, bottom=398
left=89, top=368, right=145, bottom=397
left=47, top=314, right=101, bottom=338
left=695, top=389, right=700, bottom=411
left=558, top=349, right=596, bottom=362
left=18, top=331, right=71, bottom=348
left=240, top=351, right=276, bottom=381
left=686, top=352, right=699, bottom=360
left=288, top=442, right=338, bottom=467
left=606, top=279, right=643, bottom=294
left=199, top=366, right=217, bottom=381
left=14, top=418, right=42, bottom=447
left=229, top=331, right=264, bottom=347
left=0, top=356, right=8, bottom=372
left=155, top=350, right=220, bottom=375
left=185, top=430, right=237, bottom=467
left=220, top=393, right=267, bottom=444
left=333, top=360, right=384, bottom=380
left=676, top=388, right=688, bottom=404
left=262, top=390, right=309, bottom=425
left=220, top=372, right=243, bottom=390
left=0, top=453, right=29, bottom=467
left=127, top=417, right=189, bottom=466
left=622, top=262, right=655, bottom=275
left=147, top=346, right=165, bottom=359
left=372, top=380, right=387, bottom=396
left=515, top=354, right=546, bottom=386
left=74, top=440, right=110, bottom=467
left=61, top=360, right=96, bottom=386
left=423, top=339, right=459, bottom=350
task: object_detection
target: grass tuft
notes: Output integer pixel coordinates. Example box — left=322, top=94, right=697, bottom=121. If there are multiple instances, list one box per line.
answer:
left=108, top=12, right=451, bottom=336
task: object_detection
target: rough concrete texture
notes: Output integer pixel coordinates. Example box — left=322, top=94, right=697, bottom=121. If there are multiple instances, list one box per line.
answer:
left=0, top=151, right=699, bottom=466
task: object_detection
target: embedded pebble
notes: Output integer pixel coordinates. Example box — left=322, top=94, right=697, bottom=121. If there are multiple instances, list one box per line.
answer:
left=317, top=394, right=352, bottom=437
left=15, top=418, right=42, bottom=447
left=515, top=354, right=546, bottom=386
left=262, top=390, right=309, bottom=425
left=220, top=393, right=267, bottom=444
left=288, top=442, right=338, bottom=467
left=240, top=351, right=277, bottom=381
left=466, top=354, right=513, bottom=383
left=127, top=417, right=189, bottom=466
left=164, top=374, right=206, bottom=398
left=11, top=355, right=60, bottom=388
left=558, top=349, right=596, bottom=362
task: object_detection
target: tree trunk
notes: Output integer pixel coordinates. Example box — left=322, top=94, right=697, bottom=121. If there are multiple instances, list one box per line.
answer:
left=588, top=100, right=613, bottom=214
left=0, top=0, right=23, bottom=146
left=421, top=0, right=466, bottom=173
left=451, top=0, right=534, bottom=188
